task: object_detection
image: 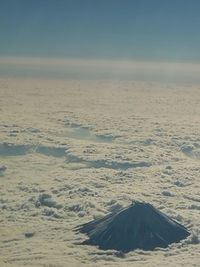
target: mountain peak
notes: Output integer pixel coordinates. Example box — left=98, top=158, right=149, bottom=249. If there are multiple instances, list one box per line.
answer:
left=76, top=202, right=190, bottom=252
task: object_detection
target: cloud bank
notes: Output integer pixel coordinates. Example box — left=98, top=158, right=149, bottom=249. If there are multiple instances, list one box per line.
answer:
left=1, top=56, right=200, bottom=83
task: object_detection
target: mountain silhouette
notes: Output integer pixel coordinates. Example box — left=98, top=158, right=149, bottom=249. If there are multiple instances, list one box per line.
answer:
left=76, top=201, right=190, bottom=252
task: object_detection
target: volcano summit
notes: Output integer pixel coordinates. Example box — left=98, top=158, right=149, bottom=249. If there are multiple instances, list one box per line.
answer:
left=76, top=201, right=190, bottom=252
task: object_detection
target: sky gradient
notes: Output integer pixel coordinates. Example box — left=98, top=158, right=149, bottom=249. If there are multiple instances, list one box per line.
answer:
left=1, top=0, right=200, bottom=81
left=1, top=0, right=200, bottom=61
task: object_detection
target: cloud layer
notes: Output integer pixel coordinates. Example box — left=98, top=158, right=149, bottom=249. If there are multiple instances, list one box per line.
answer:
left=0, top=78, right=200, bottom=266
left=1, top=56, right=200, bottom=82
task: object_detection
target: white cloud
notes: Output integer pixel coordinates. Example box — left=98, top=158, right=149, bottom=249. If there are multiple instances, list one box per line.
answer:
left=0, top=78, right=200, bottom=266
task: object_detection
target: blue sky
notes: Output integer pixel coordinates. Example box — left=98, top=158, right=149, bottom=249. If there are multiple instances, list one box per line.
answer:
left=1, top=0, right=200, bottom=61
left=1, top=0, right=200, bottom=81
